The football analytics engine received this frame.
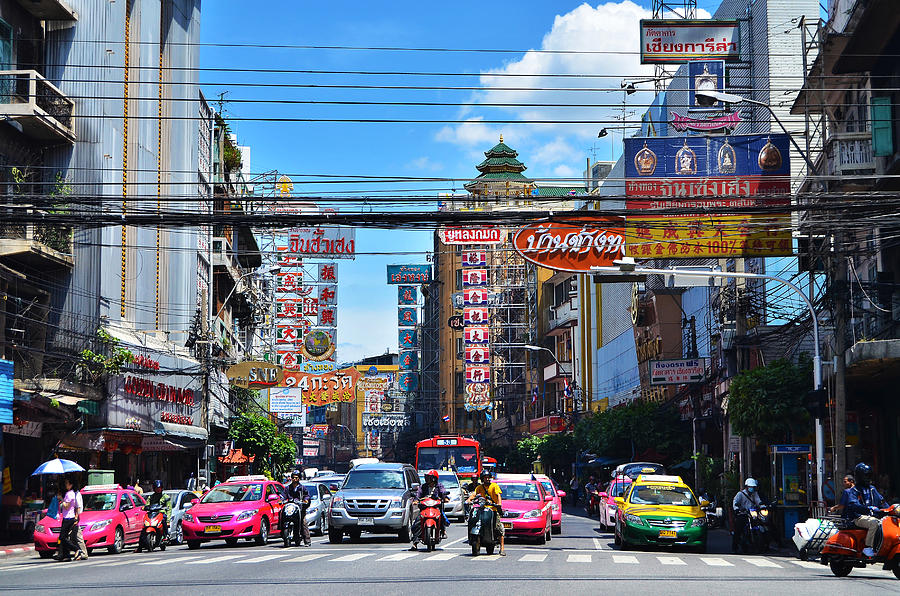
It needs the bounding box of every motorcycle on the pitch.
[468,495,498,556]
[820,504,900,579]
[281,498,306,547]
[140,504,168,553]
[587,488,602,517]
[737,505,771,554]
[418,497,444,552]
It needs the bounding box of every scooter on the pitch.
[468,495,498,556]
[139,504,168,553]
[737,505,771,554]
[418,497,444,552]
[587,489,602,517]
[820,504,900,579]
[281,499,305,547]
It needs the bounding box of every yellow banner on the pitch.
[626,214,792,258]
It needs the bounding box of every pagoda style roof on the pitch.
[466,135,533,191]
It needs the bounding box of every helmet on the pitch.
[854,463,872,488]
[291,469,301,479]
[153,479,163,491]
[426,470,439,481]
[479,470,492,480]
[744,478,758,488]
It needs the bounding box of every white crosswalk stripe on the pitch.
[237,554,292,564]
[612,555,639,564]
[701,557,733,567]
[567,554,592,563]
[330,553,372,562]
[593,538,605,550]
[473,555,500,561]
[519,554,547,562]
[93,560,133,567]
[744,558,781,568]
[141,556,202,565]
[788,559,822,570]
[657,556,686,565]
[377,552,419,561]
[424,552,458,561]
[283,553,328,563]
[185,554,243,565]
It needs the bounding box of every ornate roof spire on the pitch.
[499,134,503,143]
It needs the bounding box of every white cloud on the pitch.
[531,137,580,167]
[406,156,444,172]
[435,118,503,147]
[552,164,579,179]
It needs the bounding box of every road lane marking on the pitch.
[657,556,686,565]
[185,554,243,565]
[330,553,372,562]
[788,560,822,569]
[612,555,638,564]
[140,556,202,565]
[377,552,419,561]
[700,557,733,567]
[424,552,458,561]
[568,554,592,563]
[93,560,133,567]
[519,554,547,562]
[592,538,604,550]
[283,553,328,563]
[442,536,468,548]
[744,557,781,568]
[236,553,292,564]
[473,555,500,561]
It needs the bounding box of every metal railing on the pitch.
[0,70,74,131]
[825,131,875,175]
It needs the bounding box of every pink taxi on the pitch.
[494,478,553,544]
[498,473,565,535]
[599,476,632,531]
[181,476,285,549]
[33,485,148,557]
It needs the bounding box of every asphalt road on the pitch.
[2,508,897,595]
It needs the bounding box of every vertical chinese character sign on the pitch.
[388,266,430,397]
[462,250,491,413]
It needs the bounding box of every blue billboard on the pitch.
[387,264,432,285]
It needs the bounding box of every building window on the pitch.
[456,337,463,359]
[455,268,463,290]
[455,371,464,396]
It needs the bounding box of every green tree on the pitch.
[574,400,690,463]
[727,356,812,442]
[228,412,296,478]
[77,328,135,385]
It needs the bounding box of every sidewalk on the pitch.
[0,543,35,560]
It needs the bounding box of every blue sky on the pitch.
[199,1,721,362]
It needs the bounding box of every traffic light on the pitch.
[804,389,827,418]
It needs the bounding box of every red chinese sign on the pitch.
[513,217,627,273]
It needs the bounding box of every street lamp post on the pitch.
[523,344,579,417]
[597,261,826,502]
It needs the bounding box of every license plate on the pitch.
[502,522,513,529]
[658,529,677,538]
[358,517,374,526]
[205,525,222,533]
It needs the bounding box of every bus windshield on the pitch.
[417,447,478,474]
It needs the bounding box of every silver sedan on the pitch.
[302,482,333,536]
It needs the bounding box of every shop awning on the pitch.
[154,421,208,440]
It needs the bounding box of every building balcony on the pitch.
[547,298,578,335]
[0,70,75,145]
[825,131,875,177]
[212,237,244,284]
[14,0,78,20]
[543,361,572,381]
[0,223,74,269]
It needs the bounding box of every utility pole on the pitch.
[832,246,848,481]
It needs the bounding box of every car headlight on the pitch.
[624,513,645,526]
[284,503,298,517]
[389,498,403,509]
[234,509,258,522]
[90,519,112,532]
[331,496,344,509]
[183,512,194,523]
[691,517,707,527]
[35,523,45,534]
[524,509,541,518]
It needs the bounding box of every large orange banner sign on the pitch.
[282,367,361,407]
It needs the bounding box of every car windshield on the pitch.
[342,470,405,490]
[630,485,697,506]
[200,483,264,503]
[497,483,540,501]
[82,492,117,511]
[417,447,479,474]
[539,481,556,496]
[301,484,320,501]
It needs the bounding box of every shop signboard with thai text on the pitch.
[286,227,356,259]
[386,264,432,284]
[649,359,706,385]
[439,227,505,245]
[640,19,740,63]
[282,367,361,407]
[513,217,627,272]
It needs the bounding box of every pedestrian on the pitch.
[186,472,197,491]
[54,475,79,561]
[134,478,143,496]
[198,476,210,493]
[71,480,88,561]
[569,476,579,506]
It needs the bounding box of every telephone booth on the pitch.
[769,444,812,539]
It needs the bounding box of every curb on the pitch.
[0,545,35,560]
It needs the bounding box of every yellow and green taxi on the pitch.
[614,474,708,552]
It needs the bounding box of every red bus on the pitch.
[415,436,481,480]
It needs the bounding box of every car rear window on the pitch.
[201,483,264,503]
[630,485,697,506]
[497,483,540,501]
[83,492,117,511]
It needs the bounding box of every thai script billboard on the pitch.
[513,217,627,272]
[387,264,432,284]
[640,19,740,63]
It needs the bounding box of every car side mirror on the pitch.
[557,491,566,498]
[267,494,280,502]
[191,498,199,505]
[614,497,624,505]
[598,492,608,499]
[544,494,554,501]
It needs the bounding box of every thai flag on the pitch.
[531,387,538,404]
[564,378,572,398]
[442,415,451,422]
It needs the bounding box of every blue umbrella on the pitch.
[31,458,85,476]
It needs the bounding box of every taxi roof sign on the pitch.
[84,484,122,491]
[226,475,268,482]
[635,474,685,484]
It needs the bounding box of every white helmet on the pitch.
[744,478,758,488]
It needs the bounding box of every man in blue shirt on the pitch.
[841,463,888,558]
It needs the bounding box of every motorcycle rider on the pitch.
[137,480,171,552]
[731,478,764,553]
[466,470,506,556]
[840,463,888,558]
[285,470,312,547]
[409,469,449,551]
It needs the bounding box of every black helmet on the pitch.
[153,479,163,491]
[854,463,872,488]
[479,470,492,481]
